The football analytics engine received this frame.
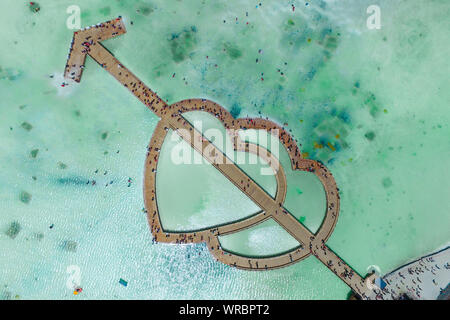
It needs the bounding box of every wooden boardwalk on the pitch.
[64,18,388,300]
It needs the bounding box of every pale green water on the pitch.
[219,219,300,257]
[0,0,449,300]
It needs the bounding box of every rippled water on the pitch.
[0,0,449,299]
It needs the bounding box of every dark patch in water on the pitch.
[322,34,339,59]
[101,132,108,140]
[304,67,316,81]
[30,149,39,158]
[61,240,78,252]
[364,93,381,117]
[338,110,351,124]
[5,221,21,239]
[58,162,67,170]
[324,35,338,50]
[56,176,87,186]
[303,108,352,163]
[137,5,154,16]
[21,122,33,131]
[0,67,23,81]
[230,103,241,118]
[319,27,332,40]
[352,81,360,95]
[35,232,44,241]
[382,177,392,188]
[19,191,31,204]
[224,42,242,60]
[365,131,376,141]
[169,27,197,63]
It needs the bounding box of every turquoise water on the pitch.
[219,219,301,257]
[0,0,449,299]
